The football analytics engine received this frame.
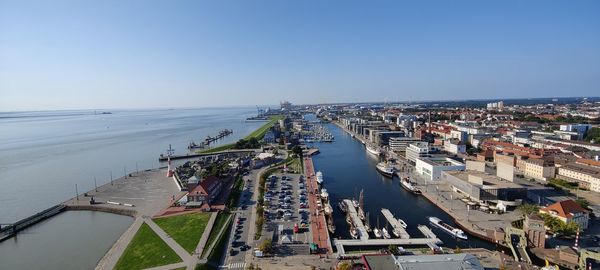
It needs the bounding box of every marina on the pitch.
[187,129,233,149]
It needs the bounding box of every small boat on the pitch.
[352,199,359,209]
[338,201,348,213]
[429,217,468,240]
[373,227,382,238]
[316,171,324,185]
[324,202,333,215]
[397,218,408,229]
[346,215,352,225]
[376,162,394,177]
[328,222,336,234]
[366,144,381,156]
[320,189,329,200]
[401,178,422,195]
[351,134,355,138]
[350,226,359,239]
[382,227,391,239]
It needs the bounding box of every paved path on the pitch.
[304,157,331,254]
[195,212,218,258]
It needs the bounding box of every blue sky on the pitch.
[1,0,599,111]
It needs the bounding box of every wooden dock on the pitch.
[344,199,369,241]
[381,208,410,239]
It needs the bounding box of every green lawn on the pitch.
[154,212,212,254]
[114,223,182,270]
[227,176,244,209]
[207,216,233,263]
[201,212,231,258]
[198,115,283,154]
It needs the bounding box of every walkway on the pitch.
[304,157,332,254]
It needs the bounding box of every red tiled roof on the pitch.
[541,200,587,219]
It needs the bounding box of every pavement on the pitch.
[304,157,332,254]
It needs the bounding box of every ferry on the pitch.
[316,171,324,185]
[338,201,348,213]
[400,178,422,195]
[366,144,381,156]
[429,217,468,240]
[376,162,394,177]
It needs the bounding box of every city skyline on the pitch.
[2,0,600,111]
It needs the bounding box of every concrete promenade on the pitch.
[304,157,332,254]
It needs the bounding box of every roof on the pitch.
[189,176,220,196]
[540,200,588,219]
[363,254,484,270]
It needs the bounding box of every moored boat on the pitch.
[429,217,468,240]
[376,162,394,177]
[366,144,381,156]
[382,227,391,239]
[350,226,359,239]
[316,171,324,185]
[401,177,422,194]
[373,227,382,238]
[320,188,329,200]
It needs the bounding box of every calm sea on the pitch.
[0,107,264,223]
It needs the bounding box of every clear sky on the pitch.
[1,0,599,111]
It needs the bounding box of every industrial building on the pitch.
[415,156,466,181]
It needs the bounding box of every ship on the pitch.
[376,162,394,177]
[338,201,348,213]
[400,177,421,195]
[429,217,468,240]
[316,171,324,185]
[366,144,381,156]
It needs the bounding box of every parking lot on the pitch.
[263,173,312,245]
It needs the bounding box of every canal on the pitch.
[309,119,496,250]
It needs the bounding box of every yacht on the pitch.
[320,189,329,200]
[373,227,382,238]
[400,178,422,195]
[382,226,391,239]
[350,226,359,239]
[366,144,381,156]
[351,199,359,209]
[429,217,468,240]
[324,201,333,215]
[316,171,324,185]
[376,162,394,177]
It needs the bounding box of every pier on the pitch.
[159,149,257,161]
[380,208,410,239]
[334,237,443,257]
[344,199,369,241]
[0,205,66,242]
[304,157,332,254]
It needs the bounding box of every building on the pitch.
[406,142,430,163]
[389,137,422,152]
[186,176,223,209]
[441,169,525,210]
[444,139,466,155]
[486,101,504,110]
[556,159,600,192]
[373,131,405,146]
[450,130,468,143]
[416,156,466,181]
[524,213,545,248]
[361,253,484,270]
[522,158,556,181]
[559,124,591,140]
[539,199,589,230]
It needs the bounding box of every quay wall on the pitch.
[64,205,137,217]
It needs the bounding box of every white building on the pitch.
[389,137,422,152]
[406,142,430,163]
[444,139,466,154]
[415,157,466,181]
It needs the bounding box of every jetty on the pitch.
[0,205,66,242]
[344,199,369,241]
[381,208,410,239]
[159,149,257,162]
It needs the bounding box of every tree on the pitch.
[454,246,462,254]
[517,203,540,217]
[337,262,351,270]
[292,145,303,158]
[245,263,254,270]
[387,245,398,255]
[259,239,272,253]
